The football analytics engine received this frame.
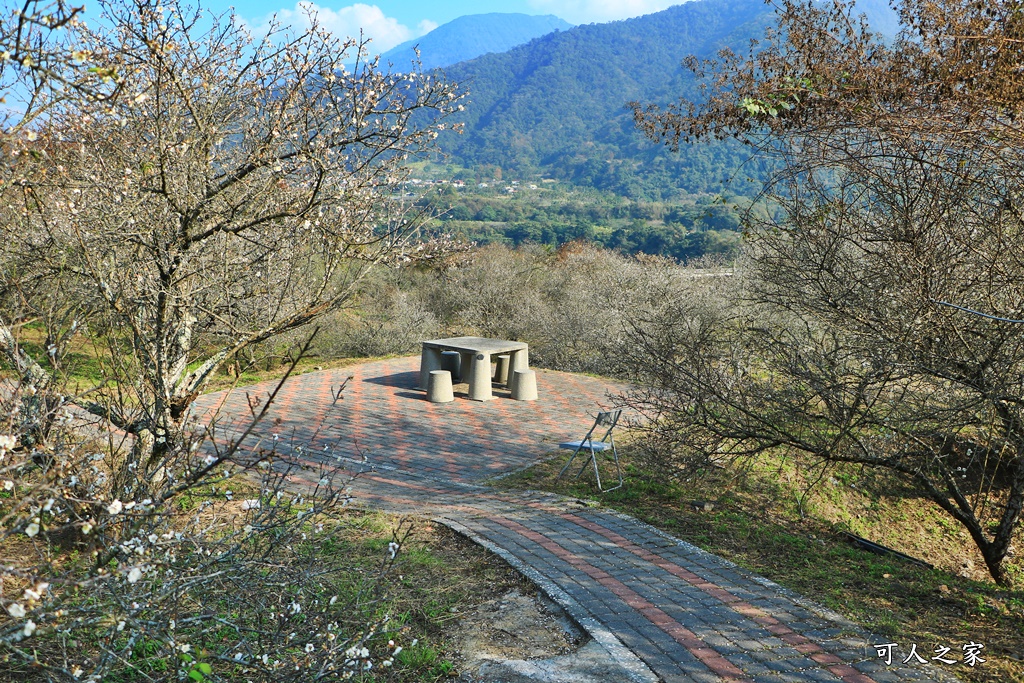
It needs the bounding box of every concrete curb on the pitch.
[439,516,660,683]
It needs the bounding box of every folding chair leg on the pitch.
[572,445,597,481]
[556,445,585,483]
[602,445,623,492]
[569,446,615,492]
[572,453,591,480]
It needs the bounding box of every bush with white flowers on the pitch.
[0,0,444,679]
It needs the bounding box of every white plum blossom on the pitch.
[0,3,459,679]
[27,583,48,599]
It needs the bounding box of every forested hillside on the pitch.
[435,0,775,200]
[436,0,897,200]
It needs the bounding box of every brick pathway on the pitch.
[196,356,962,683]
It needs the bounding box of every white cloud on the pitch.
[250,3,434,54]
[527,0,681,24]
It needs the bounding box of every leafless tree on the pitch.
[0,333,416,681]
[0,1,457,676]
[0,0,462,474]
[0,1,118,128]
[630,0,1024,584]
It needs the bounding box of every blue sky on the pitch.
[225,1,685,53]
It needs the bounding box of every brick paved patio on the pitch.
[195,356,962,683]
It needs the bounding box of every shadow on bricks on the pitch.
[194,356,962,683]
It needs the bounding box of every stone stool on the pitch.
[441,350,462,382]
[418,345,443,390]
[511,368,537,401]
[427,370,454,403]
[493,354,510,386]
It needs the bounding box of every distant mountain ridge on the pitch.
[434,0,901,200]
[381,13,573,72]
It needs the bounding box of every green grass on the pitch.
[1,318,398,398]
[494,449,1024,683]
[3,477,534,683]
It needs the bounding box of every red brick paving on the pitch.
[194,356,963,683]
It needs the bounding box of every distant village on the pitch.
[400,176,548,198]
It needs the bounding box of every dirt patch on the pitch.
[451,589,641,683]
[452,589,582,664]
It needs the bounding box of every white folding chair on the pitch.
[556,409,623,492]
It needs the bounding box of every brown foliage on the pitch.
[629,0,1024,585]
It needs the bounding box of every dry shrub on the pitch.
[402,243,711,377]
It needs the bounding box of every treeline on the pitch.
[425,185,746,261]
[542,144,764,201]
[315,242,725,375]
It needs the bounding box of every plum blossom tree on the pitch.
[1,0,461,472]
[0,0,460,678]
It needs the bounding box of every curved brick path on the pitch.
[196,357,960,683]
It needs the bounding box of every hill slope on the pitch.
[436,0,897,200]
[382,13,572,72]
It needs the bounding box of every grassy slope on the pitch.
[494,449,1024,683]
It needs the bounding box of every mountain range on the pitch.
[425,0,900,200]
[381,13,573,72]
